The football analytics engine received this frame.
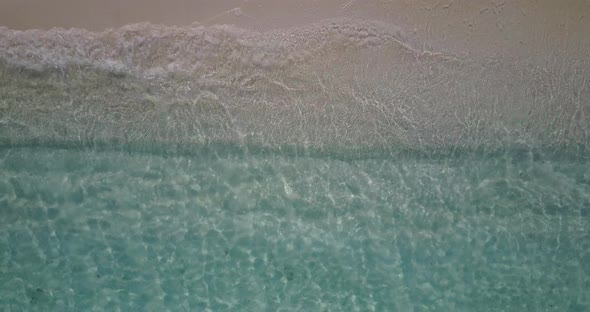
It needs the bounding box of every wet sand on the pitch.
[0,0,589,60]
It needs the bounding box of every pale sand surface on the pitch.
[0,0,588,59]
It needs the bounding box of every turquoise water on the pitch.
[1,146,589,311]
[1,18,590,311]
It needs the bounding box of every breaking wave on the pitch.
[1,19,588,158]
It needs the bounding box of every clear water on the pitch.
[1,14,590,311]
[1,146,589,311]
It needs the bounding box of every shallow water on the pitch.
[1,11,590,311]
[1,146,589,311]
